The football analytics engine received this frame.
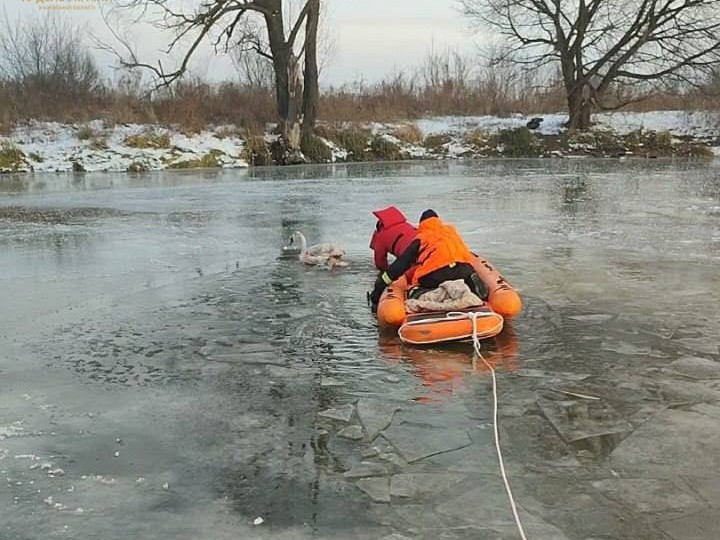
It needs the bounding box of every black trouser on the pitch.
[412,262,488,300]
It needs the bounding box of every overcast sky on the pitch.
[4,0,478,85]
[324,1,476,84]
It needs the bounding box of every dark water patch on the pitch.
[0,206,131,224]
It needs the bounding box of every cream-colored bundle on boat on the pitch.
[405,279,483,313]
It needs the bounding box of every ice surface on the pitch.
[2,160,719,540]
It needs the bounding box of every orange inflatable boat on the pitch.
[376,255,521,345]
[470,257,522,319]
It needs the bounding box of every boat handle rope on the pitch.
[470,311,529,540]
[404,310,497,326]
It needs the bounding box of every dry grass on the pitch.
[463,129,491,148]
[369,135,406,161]
[242,133,271,166]
[391,123,424,145]
[315,125,371,161]
[76,125,97,140]
[0,143,28,171]
[168,149,225,169]
[214,125,244,139]
[302,136,333,162]
[90,136,109,150]
[423,133,452,154]
[124,130,171,149]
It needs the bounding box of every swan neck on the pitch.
[297,233,307,257]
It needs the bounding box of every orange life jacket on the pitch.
[411,217,474,285]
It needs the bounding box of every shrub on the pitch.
[124,131,171,149]
[214,126,243,139]
[242,135,271,166]
[127,161,148,172]
[303,136,333,163]
[491,127,541,157]
[332,128,370,161]
[314,126,371,161]
[463,129,490,148]
[423,133,452,153]
[623,129,675,156]
[676,143,715,159]
[76,125,96,140]
[391,123,424,145]
[90,136,108,150]
[652,130,673,148]
[369,135,406,161]
[566,129,625,156]
[168,149,225,169]
[0,143,29,172]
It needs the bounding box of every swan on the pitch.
[287,231,348,269]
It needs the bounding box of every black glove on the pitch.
[369,286,382,308]
[369,272,389,308]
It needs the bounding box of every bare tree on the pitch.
[106,0,322,161]
[460,0,720,130]
[0,14,99,98]
[233,48,274,90]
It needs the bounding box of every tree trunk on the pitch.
[300,0,320,155]
[272,51,290,124]
[566,84,592,131]
[285,52,303,160]
[264,7,303,163]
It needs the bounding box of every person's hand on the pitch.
[369,287,382,308]
[369,272,390,313]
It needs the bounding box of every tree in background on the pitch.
[460,0,720,130]
[0,14,99,121]
[109,0,321,162]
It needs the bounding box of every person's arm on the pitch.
[374,242,388,271]
[386,239,419,281]
[369,239,420,307]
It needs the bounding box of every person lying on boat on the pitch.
[369,209,488,312]
[370,205,417,272]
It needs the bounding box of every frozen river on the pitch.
[1,160,719,540]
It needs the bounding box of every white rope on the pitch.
[470,312,529,540]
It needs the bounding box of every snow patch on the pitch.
[2,121,249,173]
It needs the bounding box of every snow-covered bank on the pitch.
[360,111,720,159]
[1,110,719,173]
[414,110,720,139]
[0,121,248,173]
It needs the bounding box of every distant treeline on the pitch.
[1,16,718,134]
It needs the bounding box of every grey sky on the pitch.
[324,1,476,84]
[4,0,477,85]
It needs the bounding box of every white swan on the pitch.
[287,231,348,269]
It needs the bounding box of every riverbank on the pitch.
[1,110,718,173]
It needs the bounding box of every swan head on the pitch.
[287,231,307,258]
[288,231,302,243]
